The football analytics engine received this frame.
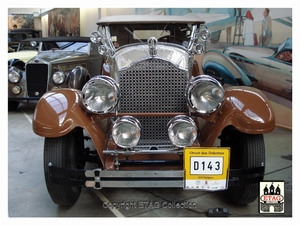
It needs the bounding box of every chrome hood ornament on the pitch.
[147,37,158,57]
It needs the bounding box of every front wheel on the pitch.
[44,128,85,206]
[221,126,265,204]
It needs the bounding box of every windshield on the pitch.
[107,23,193,48]
[8,33,28,42]
[41,41,89,53]
[17,41,38,51]
[277,38,292,53]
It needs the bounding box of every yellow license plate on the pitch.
[184,147,230,190]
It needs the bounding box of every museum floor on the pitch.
[7,100,292,219]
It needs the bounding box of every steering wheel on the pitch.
[158,35,184,45]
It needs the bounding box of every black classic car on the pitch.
[32,15,275,206]
[8,36,104,111]
[8,28,42,52]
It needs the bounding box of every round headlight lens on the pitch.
[90,30,102,43]
[82,75,120,114]
[167,116,197,147]
[30,41,37,47]
[195,43,204,54]
[112,116,141,148]
[98,45,107,55]
[12,86,22,95]
[186,75,224,114]
[8,67,22,83]
[199,29,211,41]
[52,71,65,84]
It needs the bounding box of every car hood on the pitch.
[224,46,276,58]
[28,51,88,63]
[8,50,38,63]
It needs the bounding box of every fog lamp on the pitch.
[112,116,141,148]
[12,86,22,95]
[167,115,197,147]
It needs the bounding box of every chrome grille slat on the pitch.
[118,58,188,149]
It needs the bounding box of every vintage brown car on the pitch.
[32,15,275,206]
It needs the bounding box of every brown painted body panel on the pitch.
[199,86,275,146]
[32,86,275,169]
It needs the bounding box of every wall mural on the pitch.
[135,8,292,100]
[8,14,34,30]
[135,8,292,128]
[48,8,80,36]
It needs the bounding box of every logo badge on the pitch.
[259,181,284,213]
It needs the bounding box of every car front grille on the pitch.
[26,64,48,97]
[118,58,188,149]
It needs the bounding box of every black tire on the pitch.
[8,101,20,111]
[221,126,265,204]
[44,128,85,206]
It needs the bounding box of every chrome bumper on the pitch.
[48,164,264,189]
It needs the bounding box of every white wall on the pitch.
[79,8,100,36]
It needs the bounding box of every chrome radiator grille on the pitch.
[118,58,188,148]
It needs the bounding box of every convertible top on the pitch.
[97,14,205,25]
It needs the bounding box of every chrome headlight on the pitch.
[8,67,22,84]
[30,41,37,47]
[112,116,141,148]
[186,75,224,114]
[199,29,211,41]
[98,45,107,55]
[52,71,65,84]
[82,75,120,114]
[90,30,102,43]
[167,116,197,147]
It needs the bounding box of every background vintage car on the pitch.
[32,15,275,207]
[8,28,42,52]
[8,39,38,64]
[202,38,292,101]
[8,36,104,111]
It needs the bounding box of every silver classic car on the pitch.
[8,36,104,111]
[32,15,275,206]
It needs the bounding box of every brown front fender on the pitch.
[200,86,275,146]
[32,89,109,165]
